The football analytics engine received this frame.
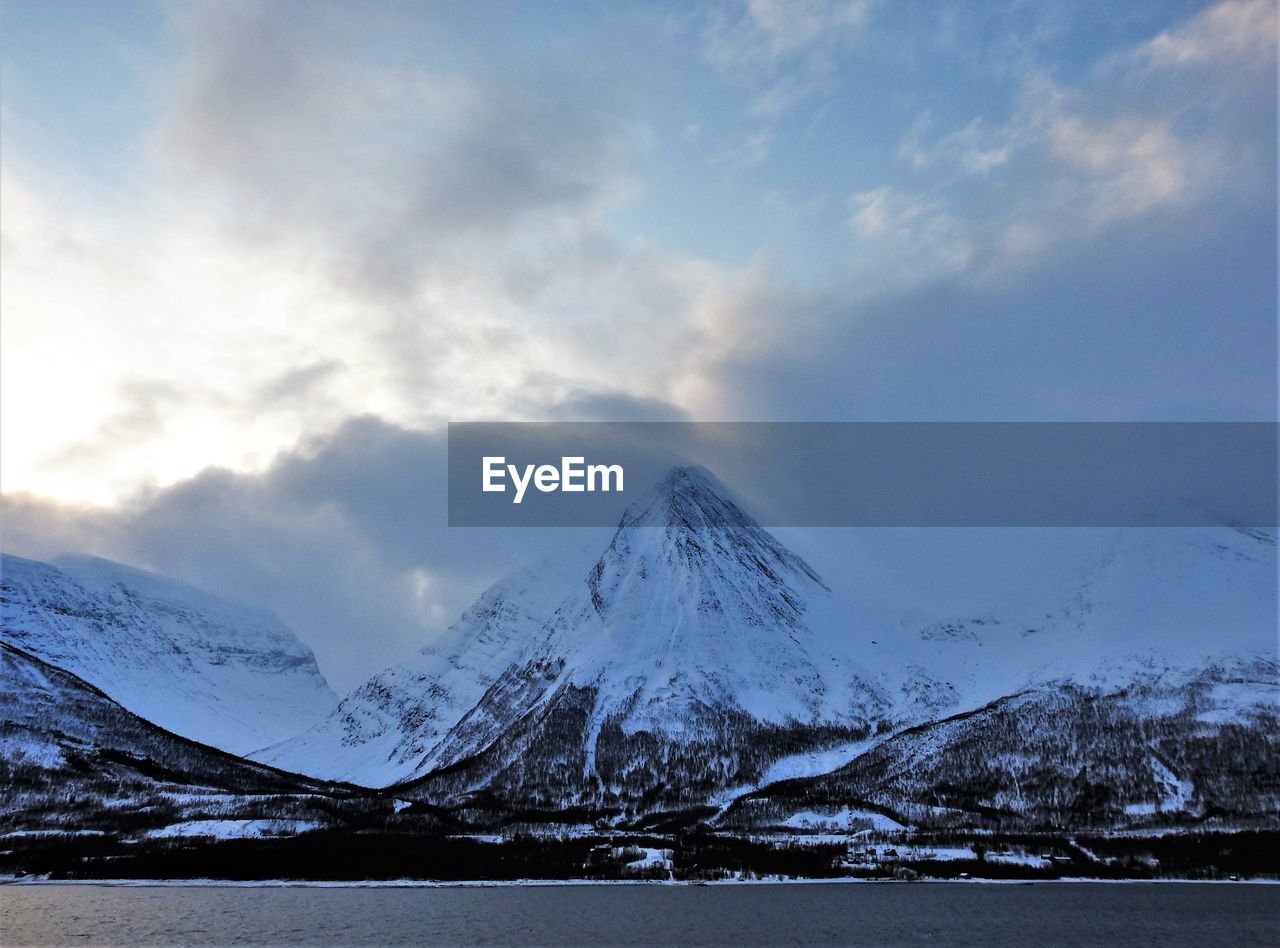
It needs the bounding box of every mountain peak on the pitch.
[619,464,758,531]
[656,464,719,489]
[589,464,827,625]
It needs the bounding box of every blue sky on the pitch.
[1,0,1275,684]
[1,1,1238,273]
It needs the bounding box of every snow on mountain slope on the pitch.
[0,641,350,840]
[0,641,337,798]
[719,654,1280,833]
[1048,526,1276,682]
[534,465,890,734]
[407,467,892,806]
[0,554,338,756]
[261,466,894,794]
[805,525,1278,718]
[408,483,1275,810]
[253,562,576,785]
[705,524,1278,803]
[267,466,1273,809]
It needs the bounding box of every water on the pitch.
[1,882,1276,946]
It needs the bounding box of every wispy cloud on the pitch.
[882,0,1274,284]
[703,0,874,74]
[701,0,876,165]
[847,186,973,284]
[1046,114,1196,221]
[1141,0,1275,67]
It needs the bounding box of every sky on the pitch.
[1,0,1276,688]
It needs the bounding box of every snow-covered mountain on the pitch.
[1,467,1275,840]
[403,486,1269,815]
[259,467,892,793]
[0,640,358,844]
[804,523,1278,716]
[0,554,338,756]
[255,562,577,785]
[0,641,338,805]
[284,467,884,804]
[253,466,1276,819]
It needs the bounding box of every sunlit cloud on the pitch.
[1,2,755,503]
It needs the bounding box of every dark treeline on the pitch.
[3,829,1276,883]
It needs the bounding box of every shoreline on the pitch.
[4,876,1277,889]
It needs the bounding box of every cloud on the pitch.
[703,0,874,74]
[0,372,690,689]
[43,380,190,466]
[2,1,751,504]
[687,1,1275,432]
[541,390,692,423]
[1141,0,1275,68]
[156,1,639,287]
[748,75,816,119]
[700,0,874,161]
[703,193,1277,423]
[879,0,1276,287]
[686,1,1280,421]
[1046,115,1194,221]
[847,187,973,284]
[897,112,1021,176]
[714,128,776,169]
[0,414,613,691]
[1,0,1273,696]
[255,360,345,408]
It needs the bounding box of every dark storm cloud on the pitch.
[0,389,699,688]
[1,419,547,689]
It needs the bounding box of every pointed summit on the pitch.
[617,464,759,532]
[589,464,826,622]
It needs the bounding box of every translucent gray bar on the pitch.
[447,422,1277,527]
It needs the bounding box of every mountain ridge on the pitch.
[6,466,1274,840]
[0,552,338,755]
[253,469,1277,819]
[259,464,891,796]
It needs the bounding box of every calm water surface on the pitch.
[1,882,1276,947]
